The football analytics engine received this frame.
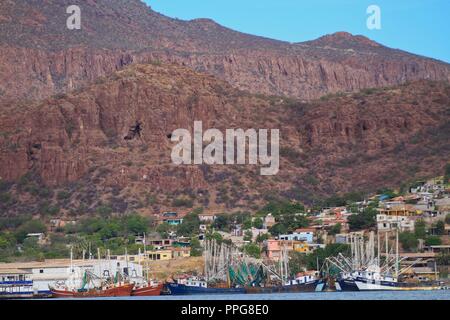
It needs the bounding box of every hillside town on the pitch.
[1,170,450,297]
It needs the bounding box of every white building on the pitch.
[0,259,143,296]
[376,214,414,232]
[278,230,314,243]
[198,213,216,223]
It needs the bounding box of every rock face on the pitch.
[1,63,449,214]
[0,0,449,215]
[0,0,449,103]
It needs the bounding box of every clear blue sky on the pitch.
[145,0,450,63]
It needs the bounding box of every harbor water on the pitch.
[49,290,450,300]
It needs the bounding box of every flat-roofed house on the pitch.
[198,213,217,223]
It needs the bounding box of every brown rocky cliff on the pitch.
[0,63,449,214]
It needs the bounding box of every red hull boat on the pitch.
[50,283,134,298]
[131,283,163,296]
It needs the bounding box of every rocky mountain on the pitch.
[1,0,449,103]
[1,62,449,216]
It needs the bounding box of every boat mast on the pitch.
[385,231,389,271]
[125,247,129,284]
[70,245,74,273]
[377,231,380,268]
[395,228,399,278]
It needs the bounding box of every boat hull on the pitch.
[354,278,441,291]
[131,283,163,296]
[246,280,320,294]
[0,280,34,299]
[336,278,359,291]
[165,283,245,295]
[50,283,134,298]
[0,292,34,299]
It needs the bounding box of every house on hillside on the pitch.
[376,206,416,232]
[266,239,321,261]
[198,213,216,223]
[263,214,276,229]
[26,233,46,245]
[278,228,315,243]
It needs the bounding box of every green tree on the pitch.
[259,200,305,216]
[124,214,149,235]
[268,223,288,237]
[0,237,8,249]
[99,221,121,240]
[290,244,350,272]
[256,233,270,243]
[205,231,223,243]
[15,220,47,243]
[434,221,445,235]
[177,212,200,237]
[425,236,442,246]
[414,219,427,239]
[243,243,261,258]
[252,217,264,229]
[243,218,252,230]
[243,230,253,242]
[329,223,342,235]
[348,208,377,231]
[399,232,418,251]
[190,237,203,257]
[212,215,229,231]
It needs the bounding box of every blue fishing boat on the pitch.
[164,278,245,295]
[246,272,325,294]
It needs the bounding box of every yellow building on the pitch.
[293,242,310,253]
[113,247,192,263]
[379,205,417,217]
[145,249,173,261]
[171,247,191,259]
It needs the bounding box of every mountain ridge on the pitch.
[0,0,449,103]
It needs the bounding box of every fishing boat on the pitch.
[131,281,163,296]
[0,276,34,299]
[246,280,321,294]
[246,272,324,294]
[328,231,444,292]
[244,243,326,294]
[164,278,245,295]
[50,267,135,298]
[353,269,441,291]
[163,240,247,295]
[335,271,360,291]
[50,283,134,298]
